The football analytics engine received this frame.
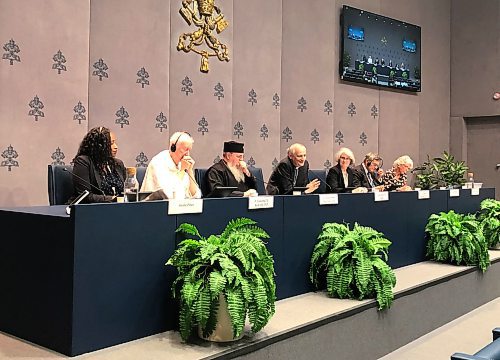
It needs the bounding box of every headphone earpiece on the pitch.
[170,132,187,153]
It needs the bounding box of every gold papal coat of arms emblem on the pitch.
[177,0,229,72]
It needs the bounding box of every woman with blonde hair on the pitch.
[381,155,413,191]
[326,147,361,193]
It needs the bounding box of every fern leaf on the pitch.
[225,287,246,338]
[209,271,227,300]
[176,223,202,239]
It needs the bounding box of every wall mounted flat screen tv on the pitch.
[340,5,421,92]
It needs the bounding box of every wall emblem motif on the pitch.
[324,159,332,171]
[311,129,320,144]
[52,50,67,74]
[51,147,65,165]
[136,67,150,88]
[198,116,209,135]
[248,89,257,106]
[92,59,109,81]
[272,93,280,109]
[213,155,221,164]
[272,158,279,171]
[135,152,149,167]
[115,106,130,128]
[155,112,168,132]
[247,157,256,167]
[177,0,229,72]
[324,100,333,115]
[371,104,378,119]
[181,76,193,95]
[297,97,307,112]
[1,145,19,171]
[73,101,86,124]
[2,39,20,65]
[260,124,269,141]
[348,102,356,117]
[335,130,344,145]
[282,127,293,142]
[233,121,243,138]
[28,95,45,121]
[359,132,368,146]
[214,82,224,100]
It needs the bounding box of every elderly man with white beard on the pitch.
[204,141,258,198]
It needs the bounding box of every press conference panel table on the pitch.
[0,188,494,356]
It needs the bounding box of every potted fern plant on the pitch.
[166,217,276,342]
[425,210,490,271]
[477,199,500,249]
[309,223,396,310]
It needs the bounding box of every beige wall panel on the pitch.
[0,0,89,206]
[281,0,336,170]
[88,0,170,169]
[418,0,450,162]
[451,0,500,117]
[232,0,282,180]
[333,83,380,167]
[169,0,233,168]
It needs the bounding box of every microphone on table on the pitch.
[311,176,332,192]
[410,166,426,173]
[63,168,105,196]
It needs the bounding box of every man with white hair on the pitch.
[140,131,201,199]
[204,141,258,197]
[266,143,320,195]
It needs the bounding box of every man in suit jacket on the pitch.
[353,152,384,190]
[267,143,320,195]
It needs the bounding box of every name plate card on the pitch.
[374,191,389,202]
[248,196,274,210]
[418,190,430,200]
[319,194,339,205]
[449,189,460,197]
[471,188,480,196]
[168,199,203,215]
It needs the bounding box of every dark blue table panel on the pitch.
[447,188,495,215]
[176,197,286,299]
[71,201,177,356]
[0,210,74,355]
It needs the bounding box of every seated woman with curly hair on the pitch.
[67,126,126,204]
[381,155,413,191]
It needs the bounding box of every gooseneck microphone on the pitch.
[63,168,105,196]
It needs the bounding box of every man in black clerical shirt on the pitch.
[204,141,258,198]
[266,143,320,195]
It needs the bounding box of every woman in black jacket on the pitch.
[67,126,126,204]
[326,147,360,193]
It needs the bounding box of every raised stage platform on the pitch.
[1,252,500,360]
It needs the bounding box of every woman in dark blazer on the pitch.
[67,126,126,204]
[326,147,360,193]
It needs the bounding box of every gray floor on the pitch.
[2,254,500,360]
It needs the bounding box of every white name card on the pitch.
[418,190,430,200]
[449,189,460,197]
[248,196,274,210]
[168,199,203,215]
[471,188,480,196]
[319,193,338,205]
[374,191,389,202]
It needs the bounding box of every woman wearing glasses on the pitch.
[326,147,361,193]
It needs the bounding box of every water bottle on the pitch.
[123,167,139,202]
[467,172,474,189]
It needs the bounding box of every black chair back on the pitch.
[308,169,328,194]
[249,167,266,195]
[194,168,208,196]
[48,165,74,205]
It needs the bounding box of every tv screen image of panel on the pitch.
[340,5,421,92]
